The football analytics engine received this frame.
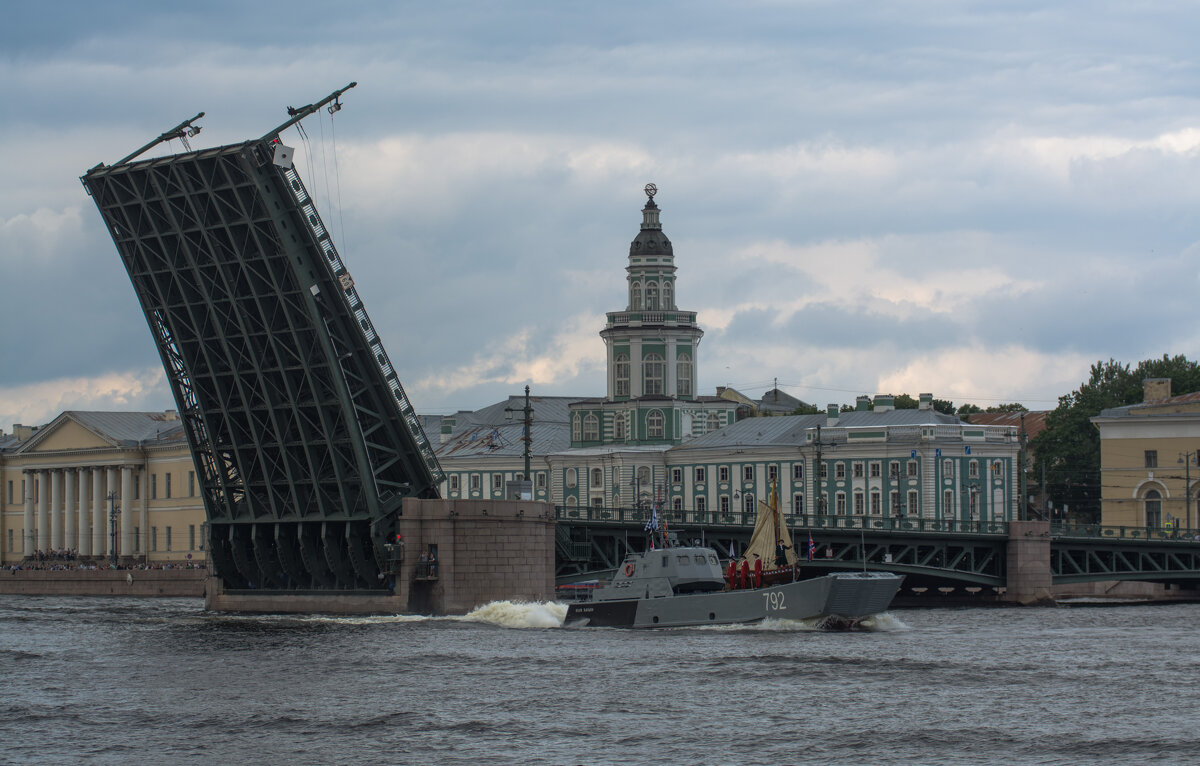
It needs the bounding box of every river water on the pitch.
[2,596,1198,765]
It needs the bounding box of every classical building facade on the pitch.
[0,412,207,565]
[1092,378,1200,531]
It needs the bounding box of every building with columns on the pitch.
[0,411,206,564]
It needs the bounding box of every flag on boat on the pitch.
[807,532,815,561]
[728,540,735,559]
[644,507,659,532]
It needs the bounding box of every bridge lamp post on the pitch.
[504,385,533,491]
[1178,452,1196,532]
[106,490,120,566]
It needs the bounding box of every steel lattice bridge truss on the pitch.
[82,84,443,592]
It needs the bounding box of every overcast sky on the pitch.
[4,1,1200,428]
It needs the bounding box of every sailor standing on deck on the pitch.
[753,554,763,588]
[727,558,737,589]
[739,558,749,589]
[774,541,791,567]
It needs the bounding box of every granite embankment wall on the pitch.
[0,569,206,597]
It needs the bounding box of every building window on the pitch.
[768,465,778,482]
[836,493,846,514]
[470,475,481,491]
[870,491,881,514]
[676,353,692,397]
[907,460,918,478]
[449,475,459,491]
[889,463,900,480]
[1145,451,1158,469]
[944,459,953,475]
[646,280,659,310]
[706,412,720,433]
[835,463,846,479]
[6,481,11,504]
[637,466,651,486]
[696,496,707,513]
[134,527,139,553]
[854,492,864,514]
[793,463,804,480]
[672,497,682,511]
[853,462,864,479]
[743,494,755,513]
[794,494,804,513]
[572,414,581,442]
[695,466,706,483]
[614,354,630,397]
[188,471,195,497]
[741,466,752,481]
[870,462,880,478]
[820,463,828,479]
[615,412,626,440]
[566,469,577,489]
[591,468,603,488]
[1144,489,1162,526]
[647,410,664,438]
[165,473,172,499]
[492,474,503,491]
[992,460,1003,476]
[719,466,730,482]
[536,472,546,489]
[671,468,682,484]
[720,496,730,513]
[663,281,673,309]
[944,489,954,516]
[631,282,642,310]
[643,354,665,395]
[583,414,599,442]
[908,490,919,516]
[151,526,158,552]
[891,490,901,514]
[189,525,196,551]
[150,474,157,499]
[969,460,979,478]
[134,475,140,500]
[6,529,12,553]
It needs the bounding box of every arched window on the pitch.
[590,468,603,488]
[566,468,577,489]
[637,466,651,485]
[571,414,581,442]
[676,353,692,397]
[646,281,659,310]
[743,493,755,513]
[614,354,630,397]
[663,281,673,309]
[614,412,626,440]
[631,282,642,310]
[1144,489,1162,527]
[647,410,664,438]
[583,414,599,442]
[944,489,954,518]
[643,353,665,395]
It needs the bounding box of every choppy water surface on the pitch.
[3,596,1199,765]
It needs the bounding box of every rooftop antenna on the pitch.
[112,112,205,166]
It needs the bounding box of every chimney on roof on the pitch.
[826,403,839,425]
[12,424,35,441]
[441,415,456,444]
[855,395,870,412]
[874,394,895,412]
[164,409,179,421]
[919,393,933,410]
[1143,378,1171,403]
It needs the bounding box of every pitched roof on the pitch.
[967,410,1049,440]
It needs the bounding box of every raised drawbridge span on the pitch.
[81,85,442,592]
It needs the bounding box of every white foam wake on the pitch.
[460,600,568,629]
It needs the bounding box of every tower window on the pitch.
[647,410,664,438]
[643,353,665,395]
[614,354,630,397]
[676,353,692,397]
[646,281,659,310]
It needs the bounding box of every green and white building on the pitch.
[432,190,1021,523]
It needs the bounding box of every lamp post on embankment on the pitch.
[106,490,120,566]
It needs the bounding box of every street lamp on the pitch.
[1179,452,1196,532]
[106,490,120,566]
[504,385,533,483]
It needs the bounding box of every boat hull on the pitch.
[566,571,902,629]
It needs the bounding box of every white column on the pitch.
[36,470,49,552]
[105,466,118,557]
[23,472,34,557]
[64,468,77,552]
[121,465,134,559]
[50,468,63,550]
[92,467,106,557]
[78,469,91,556]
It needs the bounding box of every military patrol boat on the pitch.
[565,486,902,628]
[564,544,902,628]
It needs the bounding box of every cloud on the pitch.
[0,368,172,429]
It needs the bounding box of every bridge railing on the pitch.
[553,506,1008,535]
[1051,522,1200,542]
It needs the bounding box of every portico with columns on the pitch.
[0,411,207,565]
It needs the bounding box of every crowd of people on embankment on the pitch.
[8,550,207,573]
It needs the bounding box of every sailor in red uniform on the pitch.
[727,558,737,589]
[739,558,749,589]
[753,554,763,588]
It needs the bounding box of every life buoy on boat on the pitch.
[623,563,635,577]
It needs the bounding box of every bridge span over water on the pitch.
[555,508,1200,597]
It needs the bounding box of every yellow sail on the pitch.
[741,482,797,569]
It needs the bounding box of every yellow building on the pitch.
[1092,378,1200,532]
[0,411,206,565]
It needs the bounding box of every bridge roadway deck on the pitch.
[554,508,1200,590]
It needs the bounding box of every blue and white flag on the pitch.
[644,508,659,532]
[728,541,735,559]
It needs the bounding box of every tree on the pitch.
[1030,355,1200,524]
[893,393,919,409]
[987,403,1028,413]
[957,403,983,417]
[932,398,956,415]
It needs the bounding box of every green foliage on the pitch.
[893,393,919,409]
[1031,355,1200,523]
[790,404,819,415]
[987,403,1028,413]
[932,398,956,415]
[957,403,983,417]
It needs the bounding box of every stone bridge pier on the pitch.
[1005,519,1054,605]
